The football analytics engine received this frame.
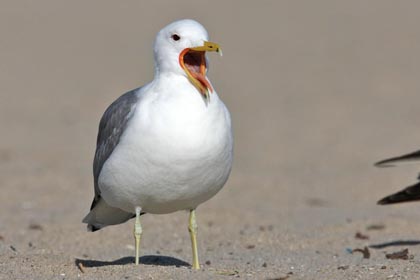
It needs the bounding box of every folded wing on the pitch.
[83,88,140,231]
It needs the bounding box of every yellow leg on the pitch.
[188,209,200,269]
[134,207,142,265]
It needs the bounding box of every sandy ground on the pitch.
[2,1,420,279]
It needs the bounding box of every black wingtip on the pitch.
[87,224,101,232]
[377,182,420,205]
[377,192,408,205]
[375,150,420,168]
[374,160,396,168]
[377,197,392,205]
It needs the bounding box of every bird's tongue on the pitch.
[182,50,213,95]
[190,69,210,90]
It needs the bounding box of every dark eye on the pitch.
[171,34,181,41]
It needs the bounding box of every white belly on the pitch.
[98,89,233,214]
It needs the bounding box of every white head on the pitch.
[153,19,221,99]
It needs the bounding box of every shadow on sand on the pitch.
[75,255,190,268]
[369,240,420,249]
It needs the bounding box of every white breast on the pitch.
[98,76,233,214]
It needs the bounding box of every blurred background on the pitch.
[2,1,420,278]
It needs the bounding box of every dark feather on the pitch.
[378,181,420,205]
[87,212,145,232]
[375,149,420,167]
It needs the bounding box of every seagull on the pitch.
[375,150,420,205]
[82,19,233,269]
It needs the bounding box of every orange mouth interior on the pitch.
[179,49,213,98]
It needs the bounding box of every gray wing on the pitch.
[90,88,140,210]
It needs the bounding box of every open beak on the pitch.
[179,41,221,100]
